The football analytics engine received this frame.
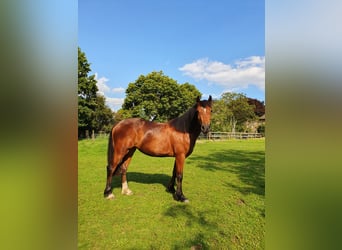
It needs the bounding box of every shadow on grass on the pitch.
[111,172,170,190]
[164,204,222,250]
[187,149,265,196]
[129,172,170,188]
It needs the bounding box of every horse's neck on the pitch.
[172,107,200,135]
[187,110,201,155]
[170,108,201,156]
[190,122,201,142]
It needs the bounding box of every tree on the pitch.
[93,95,114,133]
[179,83,202,111]
[211,92,257,132]
[78,47,114,137]
[247,98,265,117]
[257,124,265,136]
[222,92,256,132]
[78,47,98,137]
[210,99,232,132]
[121,71,201,122]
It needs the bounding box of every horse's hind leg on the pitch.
[104,163,118,199]
[121,148,136,195]
[104,149,126,199]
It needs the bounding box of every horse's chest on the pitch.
[171,133,193,156]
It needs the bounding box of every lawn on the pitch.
[78,138,265,249]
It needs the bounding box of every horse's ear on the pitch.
[208,95,212,106]
[196,96,201,103]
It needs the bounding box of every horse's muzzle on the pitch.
[201,124,210,134]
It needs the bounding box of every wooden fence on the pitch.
[199,131,263,140]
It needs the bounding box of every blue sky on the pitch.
[79,0,264,111]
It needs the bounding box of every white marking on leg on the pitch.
[122,180,128,190]
[121,181,133,195]
[106,193,115,200]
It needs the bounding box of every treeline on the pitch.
[78,48,265,138]
[78,48,114,138]
[211,93,264,133]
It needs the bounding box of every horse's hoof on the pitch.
[122,189,133,196]
[105,193,115,200]
[173,193,189,202]
[179,196,189,203]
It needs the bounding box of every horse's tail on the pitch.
[107,126,114,169]
[107,126,122,176]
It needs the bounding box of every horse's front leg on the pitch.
[121,169,133,195]
[173,154,189,202]
[121,148,135,195]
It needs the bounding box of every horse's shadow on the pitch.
[111,172,170,189]
[187,149,265,196]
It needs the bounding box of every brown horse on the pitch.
[104,96,212,202]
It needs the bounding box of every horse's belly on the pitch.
[138,133,174,157]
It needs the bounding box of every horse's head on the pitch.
[195,95,213,134]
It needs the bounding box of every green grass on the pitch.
[78,138,265,249]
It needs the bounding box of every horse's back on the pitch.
[112,118,159,144]
[114,118,144,128]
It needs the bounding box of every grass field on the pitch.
[78,138,265,249]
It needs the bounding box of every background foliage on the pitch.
[211,93,258,132]
[78,48,265,136]
[78,47,113,138]
[121,71,201,122]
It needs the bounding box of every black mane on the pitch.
[168,105,200,134]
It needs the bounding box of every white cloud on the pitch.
[95,73,125,94]
[179,56,265,91]
[112,87,125,93]
[95,73,110,95]
[106,97,124,110]
[94,73,126,111]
